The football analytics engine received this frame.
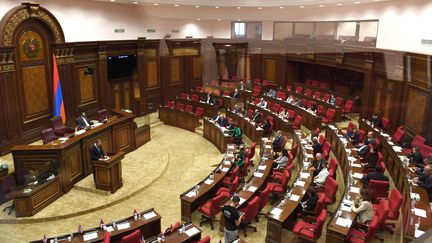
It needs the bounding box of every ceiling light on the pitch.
[300,6,305,8]
[110,0,115,2]
[217,19,222,21]
[279,6,284,9]
[215,6,220,9]
[319,5,324,7]
[174,4,179,7]
[337,3,343,6]
[196,18,200,21]
[237,19,241,21]
[133,1,138,4]
[258,7,263,10]
[355,1,360,4]
[236,7,241,9]
[195,5,200,8]
[153,3,158,5]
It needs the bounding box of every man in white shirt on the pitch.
[313,161,329,187]
[258,98,267,108]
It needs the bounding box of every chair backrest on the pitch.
[254,98,260,105]
[363,215,380,241]
[347,122,356,132]
[358,129,366,141]
[286,160,295,174]
[322,141,331,159]
[313,91,321,99]
[311,80,319,87]
[295,86,303,94]
[287,109,296,120]
[286,84,292,92]
[176,103,184,110]
[319,135,326,145]
[420,144,432,159]
[387,189,402,219]
[393,125,404,143]
[229,176,239,194]
[276,91,286,100]
[50,116,64,129]
[319,82,328,89]
[305,79,312,86]
[258,185,271,210]
[253,79,261,85]
[324,177,338,196]
[291,143,298,159]
[294,115,302,127]
[180,93,188,100]
[378,161,386,173]
[240,158,251,177]
[185,105,193,113]
[247,109,254,118]
[382,117,390,130]
[317,105,324,116]
[304,89,312,97]
[335,97,343,106]
[191,94,199,102]
[41,128,58,144]
[250,142,256,158]
[243,196,260,222]
[120,229,142,243]
[377,152,383,162]
[223,90,230,96]
[325,109,336,121]
[412,135,426,148]
[376,198,390,223]
[210,194,226,214]
[329,158,338,172]
[195,107,204,116]
[344,100,354,113]
[97,109,109,122]
[102,231,110,243]
[369,179,389,199]
[231,166,240,180]
[279,170,290,188]
[266,101,272,109]
[167,101,175,109]
[197,236,211,243]
[271,103,280,113]
[322,93,330,102]
[312,209,327,239]
[281,135,288,150]
[195,86,203,92]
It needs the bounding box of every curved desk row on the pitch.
[359,119,432,241]
[176,97,221,118]
[203,118,232,153]
[158,107,199,132]
[262,95,322,131]
[246,103,293,133]
[265,130,314,243]
[227,110,264,145]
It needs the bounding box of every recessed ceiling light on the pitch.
[355,1,360,4]
[217,19,222,21]
[236,7,241,9]
[174,4,179,7]
[195,5,200,8]
[133,1,138,4]
[374,0,380,2]
[153,3,158,5]
[110,0,115,2]
[215,6,220,9]
[258,7,263,10]
[337,3,343,6]
[196,18,200,21]
[237,19,241,21]
[300,6,305,8]
[319,5,324,7]
[279,6,284,9]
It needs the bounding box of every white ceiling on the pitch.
[90,0,392,7]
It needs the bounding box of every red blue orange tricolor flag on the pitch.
[53,54,66,124]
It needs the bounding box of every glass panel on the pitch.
[294,22,313,39]
[315,22,335,40]
[359,21,378,46]
[337,21,358,41]
[274,22,293,40]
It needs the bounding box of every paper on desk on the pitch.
[353,173,364,179]
[224,160,231,165]
[341,204,352,212]
[350,187,360,194]
[300,172,310,179]
[116,222,130,230]
[265,145,272,149]
[300,139,308,145]
[337,134,344,138]
[204,179,214,185]
[239,197,246,205]
[221,167,229,172]
[258,165,266,170]
[248,186,258,192]
[295,181,305,187]
[256,127,264,131]
[254,172,264,178]
[185,227,200,237]
[305,145,313,150]
[83,232,98,241]
[75,130,85,135]
[143,211,157,220]
[348,156,357,161]
[185,190,196,198]
[415,229,425,238]
[271,207,283,215]
[93,122,103,127]
[289,194,300,201]
[335,217,353,228]
[388,141,394,145]
[227,153,234,158]
[392,146,403,152]
[306,154,314,159]
[345,149,351,153]
[106,226,114,232]
[351,163,361,168]
[382,133,390,138]
[228,145,235,150]
[328,125,336,129]
[414,208,427,218]
[343,199,353,206]
[59,137,68,142]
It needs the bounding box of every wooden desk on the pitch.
[180,97,220,118]
[359,119,432,241]
[158,107,199,132]
[219,138,274,232]
[263,96,322,131]
[157,224,202,243]
[227,110,264,144]
[203,118,232,153]
[30,209,161,243]
[12,176,63,218]
[325,125,366,243]
[180,145,236,222]
[11,109,136,194]
[91,152,124,194]
[265,130,313,243]
[247,103,293,133]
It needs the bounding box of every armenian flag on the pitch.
[53,54,66,124]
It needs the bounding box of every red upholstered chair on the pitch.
[194,107,204,118]
[50,116,74,136]
[266,101,272,109]
[286,84,292,92]
[347,122,356,133]
[420,144,432,159]
[198,194,225,230]
[293,115,302,129]
[97,109,111,122]
[276,91,286,100]
[329,158,339,179]
[239,158,251,179]
[272,103,280,113]
[392,125,404,144]
[305,79,312,86]
[358,129,366,141]
[335,97,344,107]
[197,236,211,243]
[369,179,389,202]
[252,86,261,97]
[346,215,379,243]
[191,94,199,102]
[217,176,239,199]
[299,194,326,219]
[253,98,260,105]
[247,109,254,118]
[222,166,239,186]
[167,101,175,109]
[319,82,328,89]
[313,91,321,99]
[304,89,312,97]
[381,117,390,131]
[180,93,189,100]
[176,103,184,111]
[403,135,426,155]
[295,86,303,94]
[322,109,336,124]
[316,105,325,116]
[291,143,298,159]
[271,162,294,182]
[322,93,331,102]
[319,135,326,145]
[287,109,296,121]
[301,98,307,107]
[293,209,327,242]
[211,80,219,86]
[322,141,332,159]
[257,185,271,216]
[253,79,261,86]
[262,80,271,86]
[240,196,260,236]
[311,80,319,87]
[185,104,193,113]
[317,177,338,205]
[342,99,354,116]
[223,90,230,96]
[268,169,290,199]
[249,142,256,159]
[1,175,16,215]
[195,86,203,92]
[120,229,142,243]
[41,128,59,144]
[102,232,110,243]
[376,189,402,234]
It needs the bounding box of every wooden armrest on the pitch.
[299,226,316,234]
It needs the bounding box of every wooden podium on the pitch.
[91,152,124,193]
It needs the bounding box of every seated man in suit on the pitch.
[286,95,295,103]
[408,146,424,165]
[238,81,245,91]
[259,117,271,136]
[311,137,322,155]
[232,88,240,98]
[213,111,222,123]
[362,147,379,170]
[413,165,432,201]
[251,109,262,124]
[77,112,93,130]
[415,164,431,177]
[329,94,336,105]
[206,93,214,105]
[219,114,229,127]
[369,113,383,129]
[272,130,284,153]
[297,188,319,216]
[90,139,107,161]
[309,153,325,177]
[346,127,361,145]
[356,132,376,157]
[257,98,267,109]
[360,165,388,188]
[237,145,247,160]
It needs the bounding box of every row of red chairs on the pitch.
[165,101,204,118]
[112,227,211,243]
[305,79,329,89]
[247,106,303,130]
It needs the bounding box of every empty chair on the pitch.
[267,169,290,200]
[223,90,230,96]
[319,135,326,145]
[50,116,74,136]
[276,91,286,100]
[41,128,59,144]
[290,143,299,159]
[166,101,175,109]
[305,79,312,86]
[316,105,325,116]
[342,100,354,118]
[328,158,339,179]
[286,84,292,92]
[179,93,189,100]
[185,104,193,113]
[222,166,239,187]
[103,232,110,243]
[375,189,402,234]
[252,86,261,97]
[293,115,302,129]
[240,196,260,236]
[358,129,366,141]
[262,80,271,86]
[346,215,379,243]
[97,109,111,122]
[293,209,327,242]
[322,109,336,123]
[287,109,296,120]
[382,117,390,131]
[335,97,344,107]
[304,89,312,97]
[317,177,338,205]
[191,94,199,102]
[195,86,203,92]
[403,135,426,155]
[197,236,211,243]
[311,80,319,87]
[239,158,251,179]
[198,194,225,230]
[319,82,328,89]
[295,86,303,94]
[217,176,239,199]
[120,229,142,243]
[272,103,280,113]
[175,103,184,111]
[257,185,271,216]
[313,91,321,99]
[253,79,261,86]
[369,179,389,202]
[392,125,404,144]
[322,93,331,102]
[322,141,332,159]
[194,107,204,117]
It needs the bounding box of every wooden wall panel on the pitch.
[170,58,181,83]
[264,59,276,81]
[262,55,286,87]
[78,68,95,102]
[147,61,158,88]
[22,65,49,117]
[405,88,428,134]
[193,57,202,79]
